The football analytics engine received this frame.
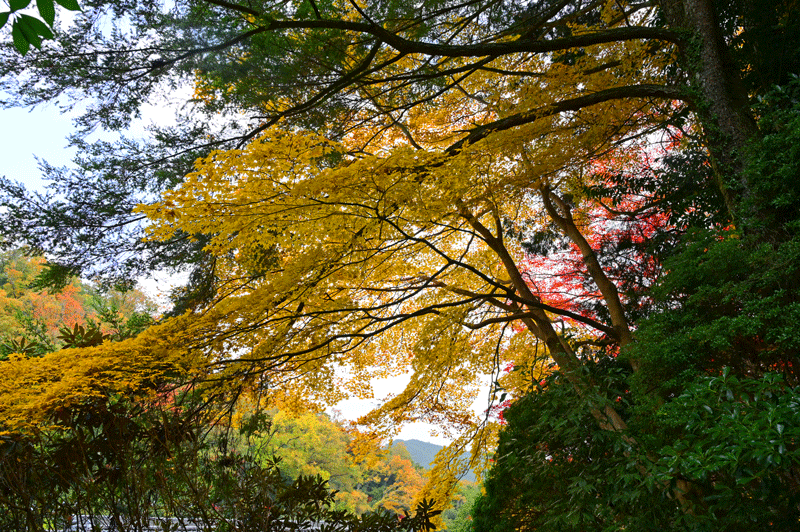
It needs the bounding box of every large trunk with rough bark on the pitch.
[660,0,759,216]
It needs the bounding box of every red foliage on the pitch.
[520,138,678,333]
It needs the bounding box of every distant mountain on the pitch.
[393,439,477,483]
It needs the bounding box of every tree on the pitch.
[0,247,157,357]
[1,0,799,527]
[438,481,479,532]
[472,27,800,532]
[473,368,800,530]
[360,443,427,515]
[0,0,686,289]
[225,406,427,515]
[0,268,436,530]
[252,409,368,512]
[0,378,441,532]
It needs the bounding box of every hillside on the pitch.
[394,439,477,483]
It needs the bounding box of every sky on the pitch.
[0,103,77,192]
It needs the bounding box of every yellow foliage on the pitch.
[132,34,670,499]
[1,5,681,517]
[0,315,207,434]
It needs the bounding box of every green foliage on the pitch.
[473,366,675,532]
[439,482,479,532]
[28,261,81,292]
[89,291,157,341]
[0,392,440,532]
[255,410,365,508]
[630,80,800,401]
[244,410,428,516]
[629,228,800,402]
[0,334,49,358]
[742,75,800,231]
[57,321,109,348]
[473,370,800,531]
[1,0,80,55]
[0,310,55,358]
[654,370,800,529]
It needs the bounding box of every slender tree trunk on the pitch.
[456,201,631,432]
[540,189,635,354]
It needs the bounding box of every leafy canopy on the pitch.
[3,0,800,527]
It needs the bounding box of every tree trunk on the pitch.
[660,0,759,217]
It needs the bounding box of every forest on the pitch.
[0,0,799,530]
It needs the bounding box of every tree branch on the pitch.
[447,84,690,154]
[202,0,261,17]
